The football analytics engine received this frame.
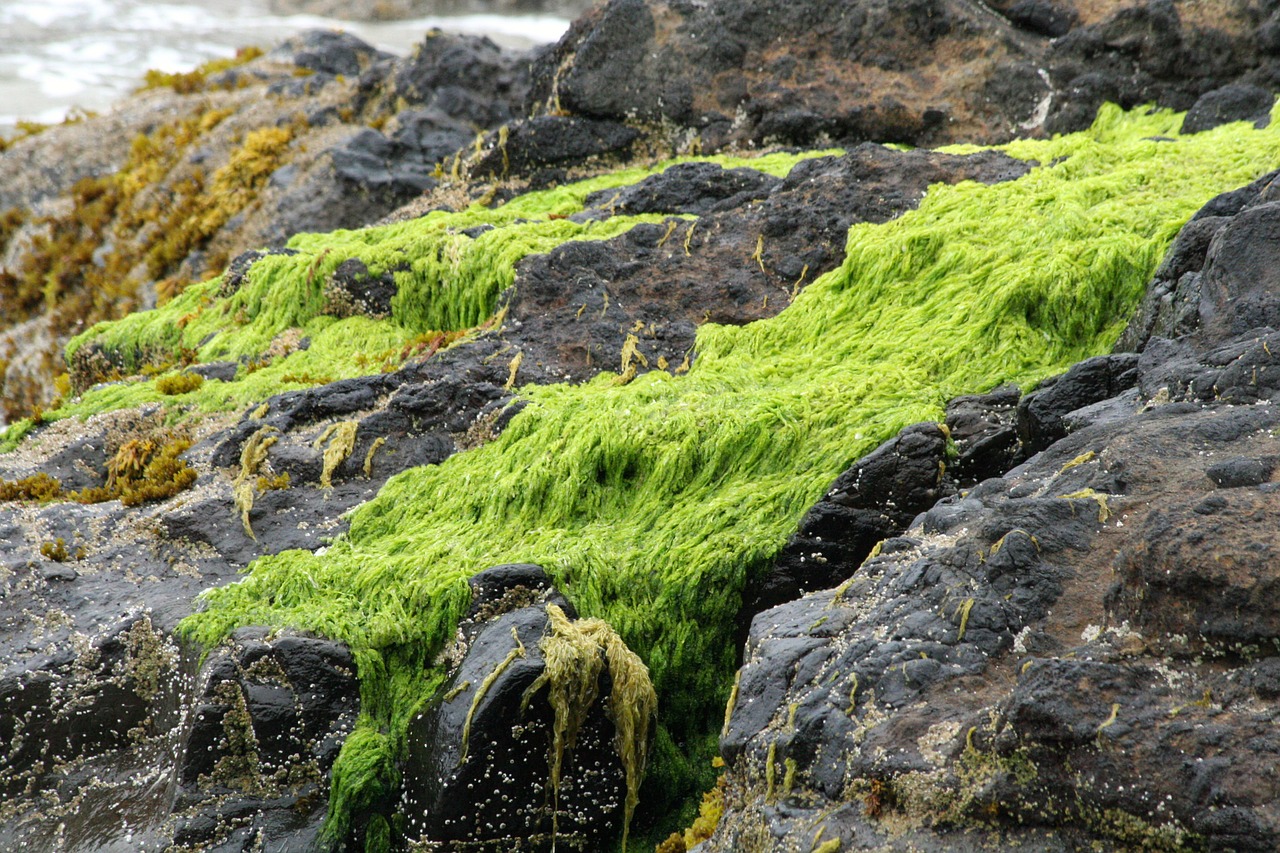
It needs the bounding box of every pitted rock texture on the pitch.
[524,0,1278,152]
[705,166,1280,853]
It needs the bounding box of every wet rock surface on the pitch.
[2,1,1280,851]
[401,564,647,852]
[707,176,1280,851]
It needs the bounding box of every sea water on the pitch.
[0,0,569,131]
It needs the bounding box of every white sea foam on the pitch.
[0,0,569,132]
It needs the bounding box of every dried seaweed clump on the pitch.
[522,604,656,851]
[656,771,727,853]
[85,432,198,507]
[0,429,196,508]
[234,426,279,539]
[313,421,358,489]
[155,371,204,395]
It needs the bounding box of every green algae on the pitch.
[18,148,833,440]
[170,104,1280,846]
[10,102,1278,845]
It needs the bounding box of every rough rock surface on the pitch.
[1,2,1280,852]
[520,0,1275,154]
[401,564,644,852]
[267,0,595,21]
[709,170,1280,852]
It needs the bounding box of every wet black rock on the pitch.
[270,29,394,78]
[1016,353,1140,455]
[172,629,359,851]
[400,566,643,852]
[581,161,783,216]
[469,115,641,180]
[1115,169,1280,353]
[945,384,1024,486]
[1181,83,1275,134]
[741,423,955,624]
[323,257,401,319]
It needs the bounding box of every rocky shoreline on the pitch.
[4,1,1280,851]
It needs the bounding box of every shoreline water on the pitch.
[0,0,568,132]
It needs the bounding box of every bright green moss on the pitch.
[0,103,1262,844]
[171,104,1280,845]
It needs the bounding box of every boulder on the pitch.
[944,384,1023,486]
[1016,353,1140,455]
[171,628,359,851]
[1181,83,1275,133]
[400,564,655,852]
[740,423,955,624]
[712,390,1280,851]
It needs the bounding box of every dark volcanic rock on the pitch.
[469,115,641,179]
[323,257,401,319]
[171,629,358,851]
[712,397,1280,852]
[400,568,649,852]
[945,384,1024,486]
[1199,200,1280,341]
[502,145,1030,386]
[1115,168,1280,353]
[741,423,955,625]
[528,0,1051,149]
[1042,0,1268,135]
[1182,83,1276,133]
[1016,353,1140,454]
[526,0,1277,152]
[582,161,783,216]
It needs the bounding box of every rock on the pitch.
[1199,200,1280,341]
[503,145,1030,386]
[528,0,1051,150]
[1043,0,1265,134]
[527,0,1276,152]
[400,567,654,852]
[1181,83,1275,134]
[268,28,394,78]
[711,397,1280,852]
[944,384,1023,486]
[1003,0,1078,37]
[1206,455,1278,488]
[1016,353,1140,455]
[323,257,400,319]
[740,423,955,623]
[172,629,359,851]
[582,161,783,217]
[1115,169,1280,353]
[468,115,641,180]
